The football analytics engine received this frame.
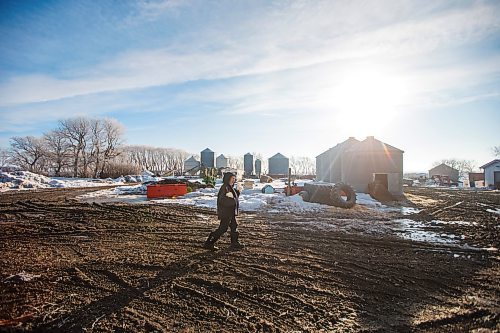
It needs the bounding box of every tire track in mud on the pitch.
[1,187,498,332]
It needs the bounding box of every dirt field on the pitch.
[0,187,499,332]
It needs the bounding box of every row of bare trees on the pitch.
[290,156,315,176]
[119,145,190,175]
[2,117,195,178]
[6,117,124,178]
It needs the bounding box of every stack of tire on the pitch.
[300,182,356,208]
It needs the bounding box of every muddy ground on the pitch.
[0,186,498,332]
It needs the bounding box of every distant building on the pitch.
[268,153,289,176]
[216,154,228,168]
[255,159,262,176]
[429,163,459,183]
[316,137,359,183]
[316,136,404,196]
[480,159,500,189]
[468,172,485,188]
[244,153,254,176]
[184,156,200,174]
[200,148,215,168]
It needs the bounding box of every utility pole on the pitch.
[287,167,292,196]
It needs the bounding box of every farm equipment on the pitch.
[300,182,356,208]
[284,183,304,196]
[147,179,188,199]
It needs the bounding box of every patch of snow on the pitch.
[0,171,124,191]
[4,271,41,282]
[483,247,498,252]
[430,220,478,226]
[401,207,422,215]
[79,184,326,214]
[355,193,386,208]
[391,219,458,244]
[486,208,500,215]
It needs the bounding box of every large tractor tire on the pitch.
[330,183,356,208]
[303,183,334,205]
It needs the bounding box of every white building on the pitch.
[480,159,500,189]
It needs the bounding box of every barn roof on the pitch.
[270,153,288,159]
[480,159,500,169]
[316,137,360,158]
[429,163,458,173]
[346,136,404,154]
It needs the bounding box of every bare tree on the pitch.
[58,117,90,177]
[43,131,71,176]
[493,146,500,157]
[121,145,190,175]
[98,118,124,177]
[9,136,47,173]
[227,155,243,170]
[0,147,11,168]
[290,156,315,176]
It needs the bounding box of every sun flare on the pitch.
[331,67,410,136]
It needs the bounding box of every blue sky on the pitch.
[0,0,499,172]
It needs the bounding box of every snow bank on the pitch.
[355,193,387,208]
[0,171,124,191]
[81,182,326,214]
[156,189,325,214]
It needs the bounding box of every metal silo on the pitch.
[216,154,228,168]
[244,153,254,176]
[268,153,289,175]
[200,148,215,168]
[255,159,262,176]
[184,156,200,174]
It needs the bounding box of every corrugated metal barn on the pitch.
[316,136,404,195]
[316,137,359,183]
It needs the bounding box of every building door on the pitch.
[374,174,389,190]
[494,171,500,189]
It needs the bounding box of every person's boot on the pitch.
[204,232,219,250]
[230,232,244,249]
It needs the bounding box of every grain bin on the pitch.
[255,159,262,176]
[200,148,215,168]
[268,153,289,176]
[244,153,254,176]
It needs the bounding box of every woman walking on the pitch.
[204,172,244,250]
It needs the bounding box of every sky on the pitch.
[0,0,499,172]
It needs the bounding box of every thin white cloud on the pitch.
[0,1,498,107]
[133,0,190,21]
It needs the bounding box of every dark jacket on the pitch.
[217,173,240,220]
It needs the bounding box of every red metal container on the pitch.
[147,184,188,199]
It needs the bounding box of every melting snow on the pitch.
[391,219,458,244]
[486,208,500,215]
[0,171,124,191]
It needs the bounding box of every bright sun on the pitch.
[332,67,410,137]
